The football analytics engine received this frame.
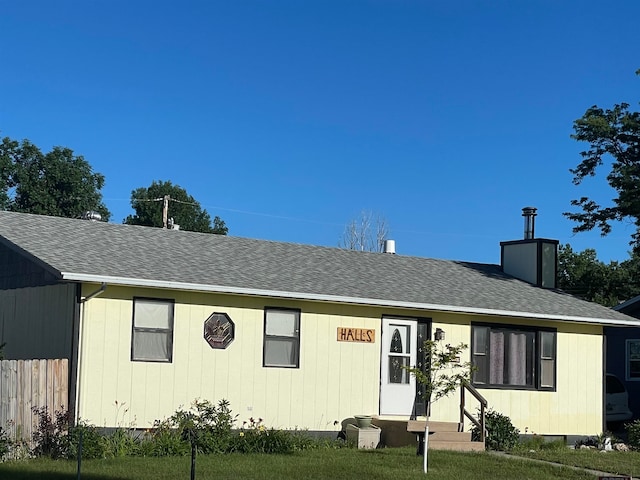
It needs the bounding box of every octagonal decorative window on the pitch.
[204,312,235,349]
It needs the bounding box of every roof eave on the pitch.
[61,272,639,327]
[614,294,640,312]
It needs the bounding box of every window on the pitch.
[626,340,640,380]
[263,308,300,368]
[388,326,411,384]
[471,324,556,390]
[131,298,174,362]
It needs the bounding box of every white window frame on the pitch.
[131,297,174,362]
[263,308,300,368]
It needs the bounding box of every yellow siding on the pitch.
[78,284,605,435]
[437,315,603,436]
[78,287,383,430]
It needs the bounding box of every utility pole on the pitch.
[162,195,170,229]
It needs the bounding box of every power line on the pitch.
[131,195,199,229]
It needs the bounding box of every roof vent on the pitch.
[81,211,102,221]
[168,218,180,230]
[522,207,537,239]
[383,239,396,254]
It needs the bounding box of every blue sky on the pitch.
[1,1,639,264]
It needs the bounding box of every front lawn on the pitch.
[0,447,598,480]
[512,448,640,477]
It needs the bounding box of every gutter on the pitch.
[80,282,107,303]
[61,273,639,327]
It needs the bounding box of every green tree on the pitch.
[2,136,110,220]
[404,340,472,472]
[124,180,228,234]
[0,137,16,210]
[564,69,640,251]
[405,340,472,415]
[557,243,638,306]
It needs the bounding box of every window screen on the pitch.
[264,308,300,368]
[132,298,174,362]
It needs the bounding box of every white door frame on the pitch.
[380,316,419,416]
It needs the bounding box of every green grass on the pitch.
[512,448,640,477]
[0,447,599,480]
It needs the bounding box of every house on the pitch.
[0,210,637,441]
[608,295,640,421]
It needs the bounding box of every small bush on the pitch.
[144,398,238,455]
[31,406,72,459]
[0,426,11,459]
[100,427,142,458]
[626,420,640,449]
[231,418,315,454]
[472,409,520,451]
[141,421,190,457]
[67,421,105,459]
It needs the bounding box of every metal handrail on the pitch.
[459,381,488,442]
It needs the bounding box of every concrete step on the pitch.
[429,440,485,452]
[372,419,484,451]
[429,431,472,442]
[407,420,460,433]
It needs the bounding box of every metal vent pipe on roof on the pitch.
[383,239,396,254]
[522,207,537,239]
[81,211,102,221]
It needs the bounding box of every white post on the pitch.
[423,424,429,473]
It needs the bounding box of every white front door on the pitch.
[380,317,418,415]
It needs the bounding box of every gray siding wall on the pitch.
[0,242,59,289]
[0,284,76,359]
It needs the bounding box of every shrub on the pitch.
[67,421,105,459]
[31,406,72,459]
[231,418,315,454]
[626,420,640,449]
[141,421,190,457]
[0,426,11,459]
[145,398,238,455]
[472,409,520,451]
[100,427,142,458]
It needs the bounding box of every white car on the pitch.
[606,373,633,424]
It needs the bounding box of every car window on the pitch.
[606,375,625,394]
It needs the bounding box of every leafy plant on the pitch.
[626,420,640,450]
[67,421,105,460]
[473,409,520,451]
[0,426,12,459]
[404,340,473,415]
[148,398,238,455]
[31,406,71,459]
[231,417,315,454]
[100,427,142,458]
[141,421,190,457]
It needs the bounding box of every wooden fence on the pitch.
[0,359,69,443]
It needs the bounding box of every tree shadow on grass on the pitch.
[0,467,130,480]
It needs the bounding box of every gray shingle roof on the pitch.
[0,211,636,325]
